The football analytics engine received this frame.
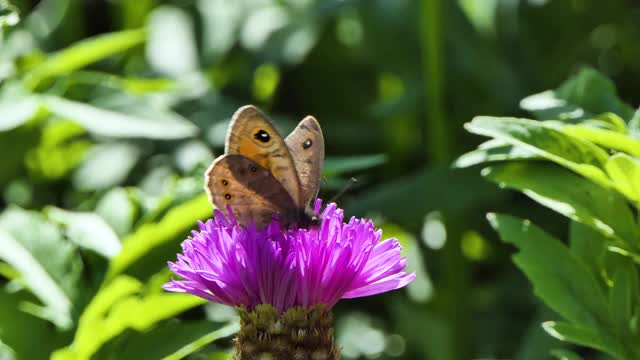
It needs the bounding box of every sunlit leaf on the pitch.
[23,29,146,89]
[46,207,121,258]
[96,188,138,238]
[146,6,198,77]
[562,125,640,158]
[604,153,640,202]
[466,116,610,187]
[72,142,140,191]
[52,276,205,360]
[44,95,198,139]
[106,194,211,281]
[0,222,72,328]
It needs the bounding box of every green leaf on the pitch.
[0,96,41,132]
[569,222,606,283]
[465,116,610,187]
[52,276,205,360]
[72,142,140,191]
[96,188,138,238]
[604,153,640,203]
[521,68,635,121]
[489,214,609,328]
[323,154,387,177]
[549,349,584,360]
[562,125,640,158]
[146,6,198,77]
[454,140,539,168]
[106,194,211,281]
[543,321,625,359]
[46,207,122,258]
[608,257,638,335]
[43,96,198,139]
[484,162,639,251]
[23,29,146,90]
[0,206,82,329]
[162,322,238,360]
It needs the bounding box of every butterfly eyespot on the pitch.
[254,129,271,143]
[225,194,232,200]
[222,180,229,186]
[302,139,312,149]
[249,165,257,172]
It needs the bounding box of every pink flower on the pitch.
[163,200,415,312]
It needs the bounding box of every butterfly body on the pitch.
[205,105,324,229]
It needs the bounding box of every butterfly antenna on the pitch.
[328,177,358,204]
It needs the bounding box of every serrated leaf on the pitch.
[569,222,606,283]
[489,214,609,328]
[106,194,211,281]
[46,207,121,258]
[543,321,625,359]
[484,163,639,252]
[465,116,610,187]
[43,96,198,139]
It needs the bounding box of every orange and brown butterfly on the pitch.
[205,105,324,229]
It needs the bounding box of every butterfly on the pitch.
[205,105,324,229]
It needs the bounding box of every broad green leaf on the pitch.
[554,68,635,120]
[569,222,606,284]
[604,153,640,202]
[106,194,211,281]
[46,207,121,258]
[0,96,40,132]
[146,6,198,77]
[323,154,387,177]
[466,116,610,187]
[72,142,140,191]
[608,257,638,336]
[23,29,146,89]
[562,125,640,158]
[454,140,539,168]
[0,206,83,328]
[489,214,609,328]
[43,96,198,139]
[484,163,639,251]
[96,188,138,238]
[522,68,635,121]
[0,288,66,360]
[543,321,626,359]
[0,228,71,328]
[549,349,583,360]
[52,276,205,360]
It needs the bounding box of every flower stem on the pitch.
[234,304,340,360]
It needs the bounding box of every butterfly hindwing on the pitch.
[285,115,324,208]
[205,154,297,228]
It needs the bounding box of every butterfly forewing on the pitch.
[205,155,297,228]
[285,115,324,208]
[225,105,303,207]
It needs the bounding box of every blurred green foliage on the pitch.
[0,0,639,359]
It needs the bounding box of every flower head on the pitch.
[163,200,415,312]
